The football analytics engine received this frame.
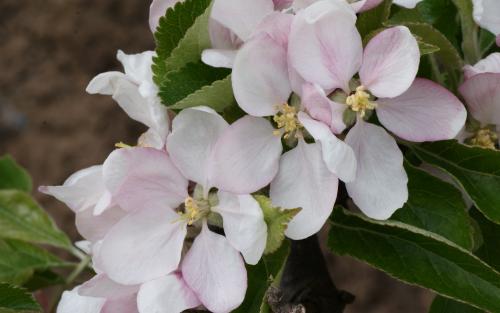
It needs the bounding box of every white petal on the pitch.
[167,108,228,189]
[345,120,408,220]
[473,0,500,35]
[208,19,242,50]
[270,140,339,240]
[86,72,127,96]
[103,147,188,212]
[377,78,467,142]
[75,206,127,242]
[459,73,500,126]
[101,293,139,313]
[213,191,267,265]
[57,287,105,313]
[79,274,139,299]
[149,0,183,32]
[464,52,500,79]
[182,224,247,313]
[100,206,187,285]
[299,113,356,182]
[288,0,360,92]
[201,49,237,68]
[39,165,106,213]
[393,0,424,8]
[116,50,155,88]
[232,34,291,117]
[137,274,201,313]
[211,116,283,194]
[360,26,420,98]
[211,0,274,41]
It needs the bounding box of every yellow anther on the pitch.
[470,128,498,150]
[184,197,201,226]
[273,103,302,139]
[346,86,377,118]
[115,142,133,149]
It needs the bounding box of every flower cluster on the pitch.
[39,0,500,312]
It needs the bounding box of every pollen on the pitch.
[273,103,302,139]
[184,197,201,226]
[469,128,498,150]
[346,86,377,118]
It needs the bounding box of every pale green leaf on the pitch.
[0,284,40,313]
[0,156,32,193]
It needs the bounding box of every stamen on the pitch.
[345,86,377,118]
[469,128,498,150]
[184,197,201,226]
[115,142,132,149]
[273,103,302,139]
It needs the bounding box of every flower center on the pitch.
[273,103,302,139]
[345,86,377,118]
[469,128,498,150]
[180,197,207,226]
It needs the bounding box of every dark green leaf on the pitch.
[0,284,40,313]
[357,0,392,38]
[159,62,231,109]
[328,207,500,312]
[0,156,32,193]
[410,141,500,225]
[0,190,71,249]
[392,162,474,249]
[169,75,235,112]
[452,0,481,64]
[254,196,301,255]
[479,29,496,55]
[23,270,64,292]
[152,0,212,84]
[470,208,500,271]
[430,296,484,313]
[233,242,289,313]
[0,240,69,285]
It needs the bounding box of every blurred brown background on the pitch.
[0,1,433,312]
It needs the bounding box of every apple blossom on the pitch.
[86,50,169,149]
[292,0,424,11]
[464,52,500,80]
[472,0,500,46]
[459,72,500,149]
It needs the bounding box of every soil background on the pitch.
[0,1,433,312]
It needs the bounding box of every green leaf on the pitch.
[0,240,69,285]
[158,62,231,109]
[0,156,32,193]
[0,284,40,313]
[452,0,481,64]
[392,162,474,250]
[328,207,500,312]
[169,75,235,112]
[470,208,500,271]
[233,242,290,313]
[152,0,212,84]
[430,296,484,313]
[409,141,500,225]
[417,38,441,55]
[479,29,496,55]
[0,190,71,249]
[254,195,301,255]
[23,270,65,292]
[357,0,392,38]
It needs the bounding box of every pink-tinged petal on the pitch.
[360,26,420,98]
[211,116,283,194]
[473,0,500,36]
[201,49,238,68]
[138,273,201,313]
[459,73,500,125]
[213,191,267,265]
[351,0,384,12]
[100,206,187,285]
[103,147,188,212]
[393,0,424,8]
[149,0,183,32]
[79,275,139,299]
[167,108,228,189]
[253,12,293,48]
[299,113,356,182]
[57,287,105,313]
[274,0,294,10]
[288,64,306,96]
[301,83,347,134]
[39,166,105,213]
[211,0,274,41]
[137,128,166,150]
[75,206,127,242]
[233,35,291,117]
[288,1,361,92]
[86,72,127,95]
[270,140,339,240]
[91,240,105,274]
[208,19,242,50]
[377,78,467,142]
[345,120,408,220]
[292,0,352,12]
[464,52,500,79]
[101,293,139,313]
[182,223,247,313]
